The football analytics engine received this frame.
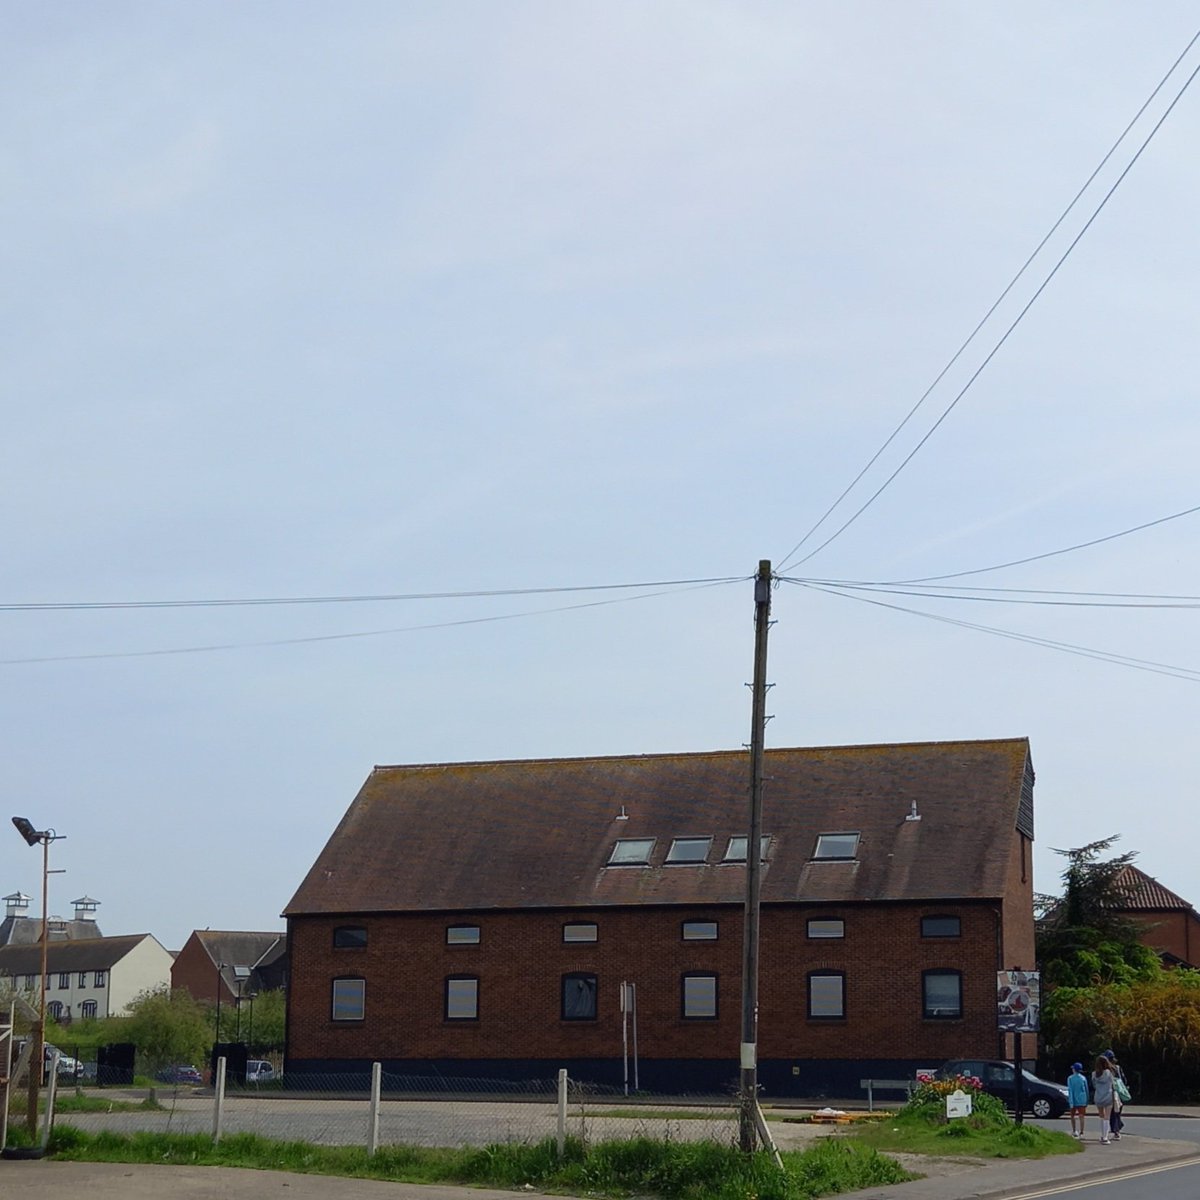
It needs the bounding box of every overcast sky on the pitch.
[4,3,1198,952]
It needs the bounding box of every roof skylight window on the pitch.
[666,837,711,864]
[608,838,655,866]
[812,832,860,860]
[723,835,771,863]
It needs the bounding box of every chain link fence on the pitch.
[48,1062,742,1153]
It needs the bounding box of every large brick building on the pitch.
[282,738,1036,1095]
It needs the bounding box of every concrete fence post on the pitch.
[212,1056,227,1144]
[368,1062,382,1156]
[556,1068,568,1158]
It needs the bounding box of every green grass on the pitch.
[845,1100,1082,1160]
[43,1127,916,1200]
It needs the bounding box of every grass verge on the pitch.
[845,1102,1082,1160]
[42,1127,916,1200]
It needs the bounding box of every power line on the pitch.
[788,579,1200,683]
[777,30,1200,574]
[871,502,1200,584]
[0,575,746,614]
[781,577,1200,610]
[0,578,744,666]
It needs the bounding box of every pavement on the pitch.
[0,1107,1197,1199]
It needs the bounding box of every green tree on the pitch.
[122,986,211,1071]
[1036,836,1160,989]
[244,988,285,1053]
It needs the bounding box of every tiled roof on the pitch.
[1113,864,1196,913]
[0,934,156,975]
[285,737,1032,917]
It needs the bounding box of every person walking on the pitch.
[1066,1062,1089,1138]
[1091,1054,1115,1144]
[1105,1050,1128,1140]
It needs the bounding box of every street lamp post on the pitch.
[215,962,225,1044]
[11,816,65,1136]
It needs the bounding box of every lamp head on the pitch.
[11,816,41,847]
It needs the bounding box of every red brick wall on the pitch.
[287,897,1022,1066]
[171,934,232,1004]
[1130,910,1200,967]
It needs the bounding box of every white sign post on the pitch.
[945,1089,973,1120]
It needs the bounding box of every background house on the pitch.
[0,893,103,946]
[172,929,287,1008]
[1112,864,1200,968]
[283,737,1037,1095]
[0,933,172,1020]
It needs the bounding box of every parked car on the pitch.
[44,1044,82,1080]
[155,1064,204,1085]
[938,1058,1069,1119]
[245,1060,275,1084]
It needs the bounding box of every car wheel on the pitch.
[1031,1097,1053,1119]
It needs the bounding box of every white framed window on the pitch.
[812,832,859,860]
[608,838,655,866]
[723,835,771,862]
[808,971,845,1018]
[58,972,71,989]
[563,923,598,943]
[94,970,107,988]
[682,920,718,941]
[666,837,711,864]
[445,976,479,1020]
[807,917,845,939]
[446,925,481,945]
[78,972,88,987]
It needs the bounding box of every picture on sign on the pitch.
[945,1088,973,1119]
[997,969,1040,1032]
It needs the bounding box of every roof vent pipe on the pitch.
[905,800,921,822]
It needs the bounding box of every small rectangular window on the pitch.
[808,971,845,1018]
[446,925,481,945]
[682,920,718,941]
[445,977,479,1020]
[608,838,655,865]
[58,973,70,988]
[563,923,598,943]
[333,926,368,949]
[331,977,365,1021]
[562,973,597,1020]
[921,915,961,938]
[812,832,859,860]
[78,972,88,988]
[807,918,845,939]
[666,837,712,864]
[923,970,962,1019]
[94,971,107,988]
[682,973,717,1018]
[24,975,35,989]
[723,835,771,862]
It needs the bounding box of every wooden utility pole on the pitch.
[739,559,772,1152]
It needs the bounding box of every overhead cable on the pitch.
[777,30,1200,574]
[788,579,1200,683]
[0,575,746,614]
[0,578,743,666]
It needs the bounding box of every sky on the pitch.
[3,3,1199,953]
